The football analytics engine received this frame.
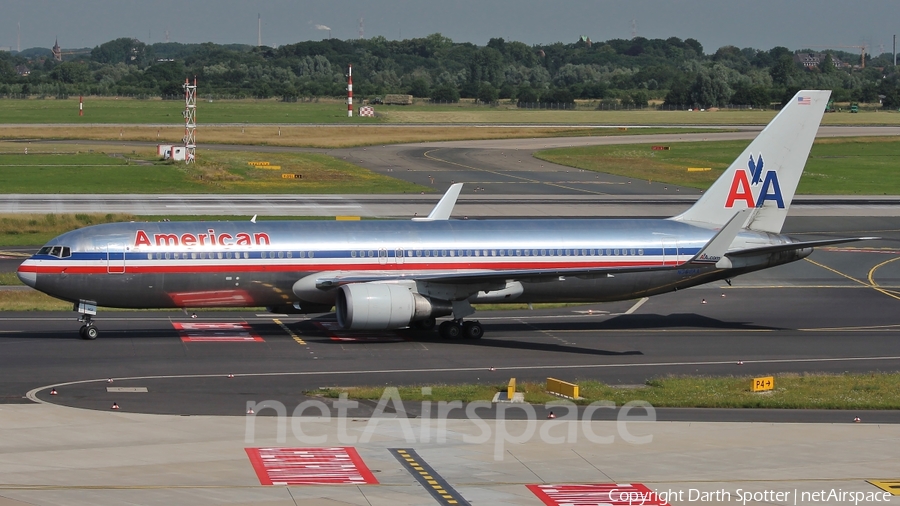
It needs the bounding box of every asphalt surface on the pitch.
[2,216,899,419]
[3,128,900,422]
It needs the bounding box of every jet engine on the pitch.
[335,283,452,330]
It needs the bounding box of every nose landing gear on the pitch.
[75,301,99,340]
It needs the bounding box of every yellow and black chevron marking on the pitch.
[868,480,900,496]
[272,319,306,345]
[389,448,470,506]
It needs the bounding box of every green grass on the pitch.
[0,98,382,124]
[0,149,429,194]
[0,290,72,311]
[535,136,900,195]
[5,97,900,126]
[314,372,900,409]
[0,272,22,285]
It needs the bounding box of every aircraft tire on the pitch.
[79,325,87,339]
[83,325,99,340]
[462,321,484,340]
[439,321,461,339]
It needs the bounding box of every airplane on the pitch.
[17,90,871,340]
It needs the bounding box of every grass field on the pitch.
[536,136,900,195]
[0,97,380,124]
[0,125,718,149]
[0,145,429,195]
[384,107,900,126]
[316,372,900,409]
[3,97,900,126]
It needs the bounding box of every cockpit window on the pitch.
[39,246,72,258]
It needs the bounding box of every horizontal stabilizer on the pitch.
[726,237,879,258]
[413,183,463,221]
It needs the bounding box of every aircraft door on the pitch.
[395,248,405,265]
[378,249,388,265]
[661,238,679,266]
[107,243,126,274]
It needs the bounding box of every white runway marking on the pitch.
[625,297,649,314]
[26,355,900,404]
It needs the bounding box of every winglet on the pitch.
[413,183,463,221]
[688,209,751,269]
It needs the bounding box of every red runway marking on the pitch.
[173,322,264,342]
[245,447,379,485]
[527,483,670,506]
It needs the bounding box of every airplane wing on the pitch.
[312,263,679,290]
[725,236,879,258]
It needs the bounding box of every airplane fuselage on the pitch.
[17,218,807,309]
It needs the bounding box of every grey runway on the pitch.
[2,215,899,417]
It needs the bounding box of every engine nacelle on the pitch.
[335,283,451,330]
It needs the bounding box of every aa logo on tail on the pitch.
[725,154,785,209]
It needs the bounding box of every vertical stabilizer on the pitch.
[672,90,830,233]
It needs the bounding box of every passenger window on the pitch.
[638,249,644,256]
[147,253,153,260]
[308,251,315,258]
[287,251,292,258]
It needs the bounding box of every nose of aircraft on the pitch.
[16,262,36,288]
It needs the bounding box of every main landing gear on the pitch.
[438,319,484,340]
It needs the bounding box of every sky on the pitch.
[2,0,899,56]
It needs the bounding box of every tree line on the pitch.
[1,34,899,108]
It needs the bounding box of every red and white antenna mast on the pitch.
[183,77,197,163]
[347,64,353,117]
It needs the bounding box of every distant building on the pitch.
[15,65,30,76]
[794,52,847,69]
[52,38,62,61]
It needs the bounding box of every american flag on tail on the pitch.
[797,96,811,105]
